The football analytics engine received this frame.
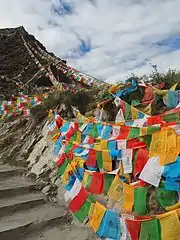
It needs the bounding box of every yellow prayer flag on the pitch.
[149,129,167,156]
[177,208,180,218]
[51,132,60,143]
[159,151,179,166]
[152,87,168,96]
[108,175,123,202]
[72,157,85,168]
[149,128,179,165]
[76,131,82,143]
[103,161,112,172]
[88,202,95,220]
[140,127,148,137]
[102,150,112,172]
[108,84,120,94]
[166,202,180,212]
[82,171,89,186]
[122,183,134,213]
[157,210,180,240]
[100,140,108,150]
[61,164,73,184]
[170,83,178,91]
[88,201,106,232]
[131,106,138,120]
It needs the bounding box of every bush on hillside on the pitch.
[150,65,180,88]
[30,89,98,121]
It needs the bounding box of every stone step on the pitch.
[0,192,45,217]
[0,176,41,198]
[0,164,25,179]
[0,203,68,240]
[24,223,97,240]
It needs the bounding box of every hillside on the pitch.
[0,26,179,240]
[0,26,82,99]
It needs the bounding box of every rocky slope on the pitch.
[0,27,97,239]
[0,109,97,240]
[0,26,76,99]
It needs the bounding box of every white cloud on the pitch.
[0,0,180,83]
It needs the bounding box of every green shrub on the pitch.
[30,89,98,121]
[150,65,180,89]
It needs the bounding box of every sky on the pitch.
[1,0,180,83]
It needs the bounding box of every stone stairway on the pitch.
[0,163,96,240]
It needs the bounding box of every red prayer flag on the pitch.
[67,150,73,160]
[147,115,162,126]
[133,148,149,177]
[68,187,89,213]
[117,126,130,140]
[56,153,66,167]
[88,137,95,144]
[56,116,63,128]
[127,138,139,148]
[125,219,141,240]
[141,86,155,105]
[74,122,79,130]
[86,149,96,168]
[89,172,104,194]
[132,141,146,149]
[66,127,75,141]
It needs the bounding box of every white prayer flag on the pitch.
[120,218,132,240]
[64,178,82,202]
[115,108,125,123]
[114,97,121,107]
[132,118,146,127]
[121,149,133,174]
[112,126,121,138]
[139,156,164,187]
[117,140,127,150]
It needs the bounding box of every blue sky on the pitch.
[1,0,180,83]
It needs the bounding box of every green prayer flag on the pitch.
[156,181,177,209]
[71,130,77,142]
[140,135,152,148]
[74,195,93,222]
[92,124,99,138]
[86,174,92,190]
[125,102,131,120]
[58,159,68,176]
[96,151,103,169]
[104,174,114,195]
[147,126,160,135]
[128,127,140,139]
[65,141,73,154]
[139,218,161,240]
[163,112,179,123]
[134,187,148,216]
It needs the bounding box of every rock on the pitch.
[42,185,51,196]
